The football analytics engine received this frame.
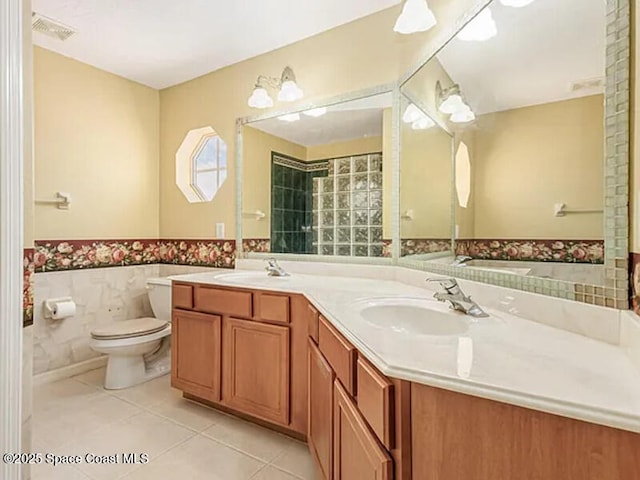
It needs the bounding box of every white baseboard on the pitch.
[33,356,108,386]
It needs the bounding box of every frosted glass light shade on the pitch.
[439,94,467,114]
[450,106,476,123]
[412,116,435,130]
[455,142,471,208]
[457,8,497,42]
[394,0,437,34]
[278,80,304,102]
[403,104,424,123]
[303,107,327,117]
[500,0,535,6]
[278,113,300,122]
[248,87,273,109]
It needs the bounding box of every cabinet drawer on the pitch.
[194,286,252,317]
[357,357,394,449]
[172,284,193,310]
[255,293,290,323]
[318,316,356,396]
[308,304,319,343]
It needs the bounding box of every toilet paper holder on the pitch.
[43,297,76,319]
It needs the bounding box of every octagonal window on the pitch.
[176,126,228,203]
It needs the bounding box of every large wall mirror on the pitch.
[398,0,630,308]
[239,89,394,260]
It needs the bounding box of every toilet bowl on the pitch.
[90,277,172,389]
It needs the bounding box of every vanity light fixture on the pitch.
[403,103,435,130]
[278,113,301,122]
[247,66,304,109]
[450,106,476,123]
[412,116,435,130]
[394,0,437,35]
[500,0,535,6]
[457,8,497,42]
[436,82,470,115]
[303,107,327,117]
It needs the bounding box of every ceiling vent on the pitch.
[569,77,605,93]
[32,13,76,41]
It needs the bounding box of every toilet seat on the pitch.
[91,317,169,340]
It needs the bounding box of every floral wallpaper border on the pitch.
[243,239,271,253]
[630,252,640,316]
[401,239,452,257]
[33,239,236,272]
[24,248,34,327]
[455,239,605,264]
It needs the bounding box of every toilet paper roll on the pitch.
[51,300,76,319]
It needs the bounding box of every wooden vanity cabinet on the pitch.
[222,317,290,425]
[171,310,221,402]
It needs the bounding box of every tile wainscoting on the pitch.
[455,239,605,264]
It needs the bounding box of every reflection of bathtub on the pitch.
[425,257,604,284]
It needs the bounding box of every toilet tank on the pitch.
[147,277,172,322]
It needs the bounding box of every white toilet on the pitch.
[90,277,172,390]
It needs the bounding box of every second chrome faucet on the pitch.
[427,278,489,318]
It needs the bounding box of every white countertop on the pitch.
[169,270,640,434]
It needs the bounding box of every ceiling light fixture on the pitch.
[500,0,535,6]
[278,113,301,122]
[394,0,437,35]
[303,107,327,117]
[457,8,497,42]
[248,66,304,109]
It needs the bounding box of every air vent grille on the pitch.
[32,13,76,41]
[570,78,605,93]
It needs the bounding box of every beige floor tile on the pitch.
[148,395,225,432]
[201,413,294,462]
[59,411,195,480]
[121,434,265,480]
[271,440,317,480]
[33,378,101,415]
[110,374,179,408]
[72,366,107,388]
[34,392,142,451]
[252,465,304,480]
[31,462,91,480]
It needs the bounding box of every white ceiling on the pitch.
[249,93,392,146]
[436,0,605,114]
[32,0,400,89]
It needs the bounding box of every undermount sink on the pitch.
[352,297,471,336]
[213,271,290,284]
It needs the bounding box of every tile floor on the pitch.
[31,368,317,480]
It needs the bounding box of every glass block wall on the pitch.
[312,153,384,257]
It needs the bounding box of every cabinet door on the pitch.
[171,310,221,402]
[308,340,335,480]
[334,380,393,480]
[223,317,290,425]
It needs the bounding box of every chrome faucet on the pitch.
[265,257,290,277]
[427,278,488,317]
[451,255,473,266]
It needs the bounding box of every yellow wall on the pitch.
[306,136,382,161]
[159,1,481,239]
[34,47,160,240]
[469,95,604,239]
[242,126,306,238]
[400,122,452,239]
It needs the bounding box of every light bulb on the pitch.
[394,0,437,35]
[278,113,300,122]
[248,87,273,109]
[403,104,424,123]
[439,94,467,114]
[457,8,497,42]
[303,107,327,117]
[278,80,304,102]
[500,0,535,6]
[450,106,476,123]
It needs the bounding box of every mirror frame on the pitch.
[235,83,400,265]
[396,0,631,309]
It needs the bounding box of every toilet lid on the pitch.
[91,318,169,340]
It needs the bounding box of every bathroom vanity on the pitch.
[170,272,640,480]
